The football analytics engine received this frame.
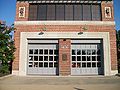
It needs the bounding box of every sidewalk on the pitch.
[0,75,120,90]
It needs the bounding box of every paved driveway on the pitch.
[0,75,120,90]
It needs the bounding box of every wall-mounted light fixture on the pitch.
[78,32,83,35]
[78,24,88,35]
[38,32,44,35]
[38,24,47,35]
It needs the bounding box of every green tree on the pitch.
[117,30,120,73]
[0,23,16,74]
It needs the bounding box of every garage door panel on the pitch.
[28,67,39,75]
[27,40,59,75]
[71,40,104,75]
[71,40,101,44]
[28,44,58,49]
[71,68,102,75]
[28,68,57,75]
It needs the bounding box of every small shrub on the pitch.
[0,65,10,74]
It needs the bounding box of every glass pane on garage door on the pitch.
[28,44,59,75]
[71,43,104,75]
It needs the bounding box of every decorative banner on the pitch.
[105,7,111,18]
[19,7,25,17]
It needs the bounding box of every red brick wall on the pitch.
[59,39,71,75]
[13,25,117,71]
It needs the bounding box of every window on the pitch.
[72,62,76,68]
[49,56,53,61]
[83,5,91,20]
[44,56,48,61]
[29,5,37,20]
[29,49,33,54]
[44,49,48,54]
[29,4,101,21]
[39,49,43,54]
[77,50,81,55]
[38,5,47,20]
[92,5,101,21]
[56,5,64,20]
[39,62,43,67]
[29,56,33,61]
[77,56,81,61]
[72,56,76,61]
[39,56,43,61]
[54,56,58,61]
[34,56,38,61]
[54,50,58,55]
[49,49,53,55]
[65,5,73,20]
[44,62,48,67]
[72,50,76,55]
[34,49,38,54]
[49,62,53,67]
[74,5,82,20]
[47,5,55,20]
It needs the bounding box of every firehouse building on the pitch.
[13,0,118,76]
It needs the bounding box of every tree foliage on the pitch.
[117,30,120,48]
[0,23,16,74]
[117,30,120,73]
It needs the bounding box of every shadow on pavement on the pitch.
[74,87,84,90]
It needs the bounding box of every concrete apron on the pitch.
[0,84,120,90]
[0,75,120,90]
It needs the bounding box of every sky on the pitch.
[0,0,120,30]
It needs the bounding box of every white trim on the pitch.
[18,32,112,76]
[17,0,102,4]
[111,70,118,75]
[12,70,19,75]
[103,32,111,76]
[14,21,115,26]
[19,33,28,76]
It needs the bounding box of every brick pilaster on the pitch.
[59,39,71,75]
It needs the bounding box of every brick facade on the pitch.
[13,1,118,75]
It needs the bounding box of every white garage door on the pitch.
[27,40,59,75]
[71,40,104,75]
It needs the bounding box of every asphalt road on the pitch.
[0,75,120,90]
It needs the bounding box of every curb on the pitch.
[0,74,13,80]
[115,73,120,77]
